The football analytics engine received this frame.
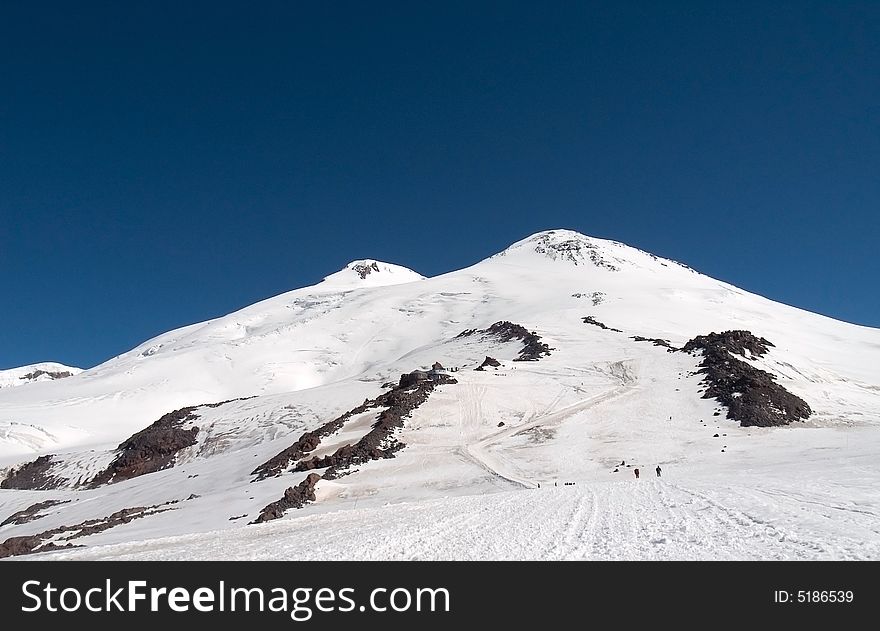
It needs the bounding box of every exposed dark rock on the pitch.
[459,321,552,361]
[86,397,256,487]
[432,361,444,371]
[486,321,551,361]
[631,335,676,350]
[681,330,811,427]
[252,407,364,481]
[497,421,505,427]
[253,371,457,481]
[682,330,774,358]
[1,499,71,527]
[0,501,177,559]
[71,504,177,538]
[202,396,256,408]
[0,454,65,490]
[582,316,623,333]
[475,356,502,371]
[524,233,621,270]
[296,373,458,480]
[88,407,201,487]
[351,261,380,279]
[251,473,322,523]
[8,397,254,491]
[0,536,79,558]
[19,369,74,381]
[571,291,606,306]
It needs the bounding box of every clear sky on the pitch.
[1,2,878,369]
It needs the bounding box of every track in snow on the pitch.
[33,478,880,561]
[464,384,637,488]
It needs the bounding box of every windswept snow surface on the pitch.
[31,469,880,561]
[0,363,81,389]
[1,230,879,560]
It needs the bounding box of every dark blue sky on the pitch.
[2,2,878,369]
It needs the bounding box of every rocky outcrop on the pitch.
[475,356,502,371]
[682,330,773,358]
[0,501,177,559]
[0,537,78,558]
[251,473,322,524]
[251,369,457,521]
[582,316,622,333]
[296,373,457,479]
[631,335,676,350]
[19,369,74,381]
[571,291,606,306]
[514,231,622,270]
[458,321,552,361]
[681,331,812,427]
[88,407,201,487]
[86,397,254,487]
[1,499,70,527]
[0,455,64,490]
[352,261,380,279]
[253,370,457,481]
[252,405,367,481]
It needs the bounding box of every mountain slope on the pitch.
[1,229,878,559]
[0,363,81,389]
[1,230,875,459]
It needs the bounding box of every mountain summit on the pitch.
[0,362,82,389]
[319,259,425,289]
[495,229,694,274]
[0,231,878,560]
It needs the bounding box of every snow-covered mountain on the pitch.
[1,230,878,560]
[0,363,81,390]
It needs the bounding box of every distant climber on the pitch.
[634,468,640,479]
[655,466,662,477]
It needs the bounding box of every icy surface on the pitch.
[1,230,878,560]
[0,363,82,389]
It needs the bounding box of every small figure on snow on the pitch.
[656,466,662,477]
[634,468,640,479]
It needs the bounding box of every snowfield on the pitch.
[27,457,880,561]
[0,362,81,390]
[1,230,878,560]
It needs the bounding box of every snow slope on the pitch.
[32,467,880,561]
[0,362,81,389]
[1,229,878,560]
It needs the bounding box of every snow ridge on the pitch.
[0,363,82,389]
[319,259,425,289]
[1,229,879,561]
